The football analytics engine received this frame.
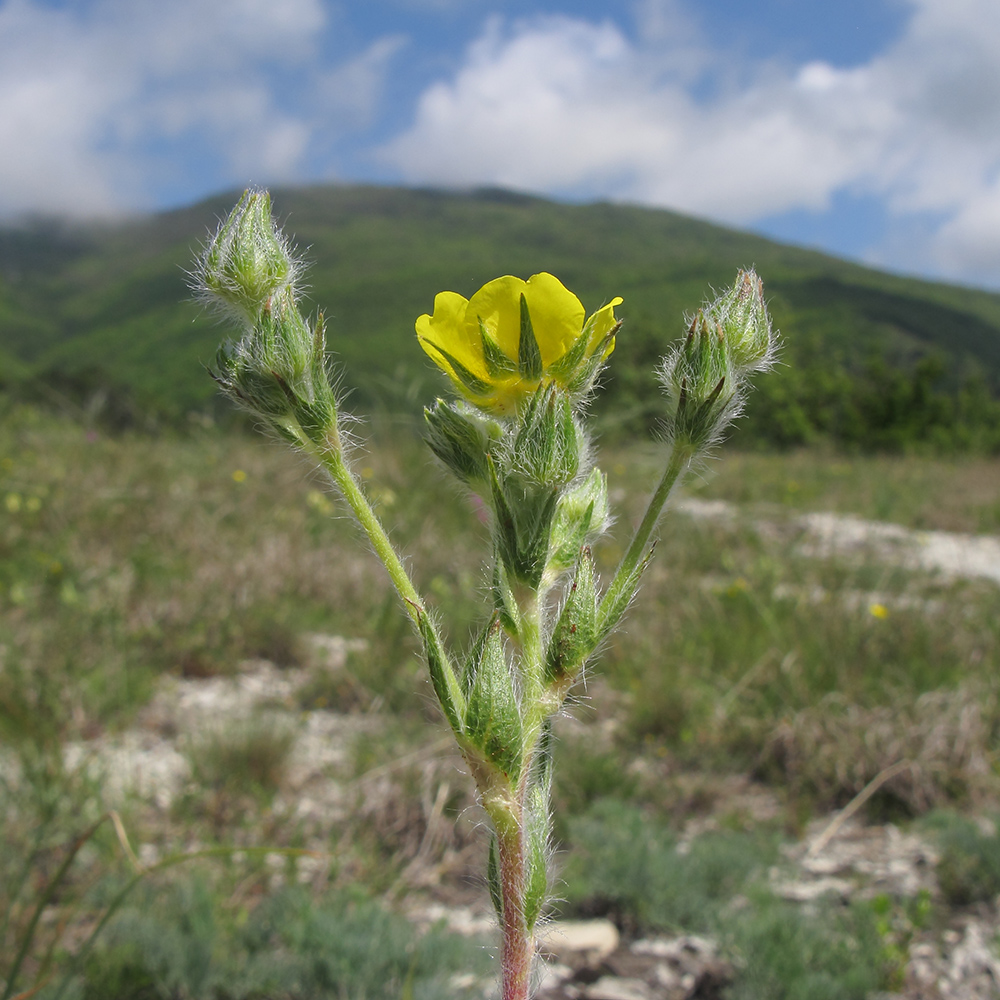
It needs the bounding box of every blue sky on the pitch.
[2,0,1000,289]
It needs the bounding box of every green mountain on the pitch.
[2,184,999,447]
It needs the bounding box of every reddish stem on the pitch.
[497,823,533,1000]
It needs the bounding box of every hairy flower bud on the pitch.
[424,398,502,490]
[705,268,775,374]
[656,270,776,449]
[199,190,339,449]
[197,189,298,327]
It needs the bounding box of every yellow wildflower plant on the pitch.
[416,272,622,415]
[200,190,778,1000]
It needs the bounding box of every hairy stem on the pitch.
[496,820,532,1000]
[599,439,693,630]
[305,439,432,630]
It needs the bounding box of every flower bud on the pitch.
[544,546,598,684]
[197,188,298,327]
[548,466,609,574]
[656,270,776,449]
[424,398,502,489]
[657,310,738,448]
[509,385,582,489]
[706,268,775,374]
[201,190,340,449]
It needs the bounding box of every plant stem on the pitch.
[496,822,532,1000]
[599,439,693,629]
[306,440,429,628]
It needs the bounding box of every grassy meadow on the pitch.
[2,401,1000,998]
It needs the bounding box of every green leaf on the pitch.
[491,558,521,638]
[465,620,523,780]
[413,607,465,735]
[487,835,503,921]
[544,547,599,684]
[597,544,654,640]
[523,781,551,932]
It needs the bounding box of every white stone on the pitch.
[583,976,651,1000]
[538,919,620,966]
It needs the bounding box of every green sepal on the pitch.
[565,325,619,395]
[518,294,543,380]
[412,605,465,736]
[423,340,495,398]
[479,318,519,376]
[465,619,523,781]
[311,310,327,359]
[597,543,655,640]
[545,313,597,381]
[487,834,503,921]
[523,776,551,932]
[544,547,599,684]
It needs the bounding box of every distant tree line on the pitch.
[602,350,1000,454]
[739,355,1000,453]
[3,351,1000,454]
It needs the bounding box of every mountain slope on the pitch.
[1,184,998,443]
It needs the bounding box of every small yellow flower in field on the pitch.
[5,492,22,513]
[232,469,247,483]
[869,602,889,619]
[416,272,622,415]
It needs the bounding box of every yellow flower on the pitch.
[416,272,622,415]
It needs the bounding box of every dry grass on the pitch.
[2,404,999,993]
[683,447,1000,533]
[762,684,1000,813]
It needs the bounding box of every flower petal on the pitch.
[466,276,526,361]
[588,296,623,357]
[417,290,488,380]
[522,273,586,365]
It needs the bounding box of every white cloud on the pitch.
[0,0,397,217]
[380,0,1000,284]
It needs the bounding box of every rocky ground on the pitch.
[54,646,1000,1000]
[40,508,1000,999]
